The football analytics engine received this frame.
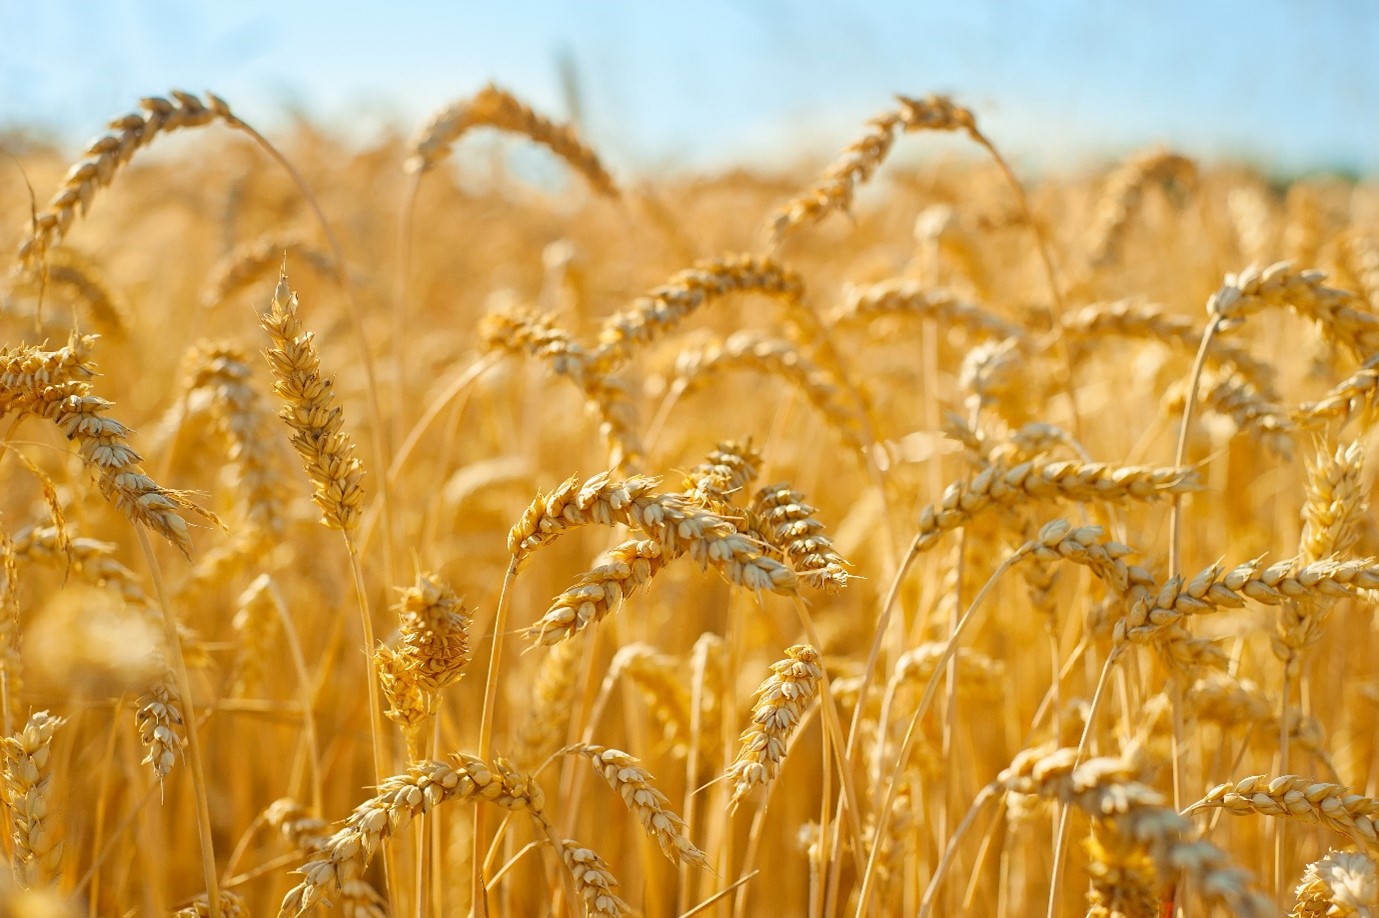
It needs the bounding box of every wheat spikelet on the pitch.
[831,280,1026,342]
[135,671,184,780]
[405,83,617,197]
[1291,849,1378,918]
[1208,261,1374,359]
[1117,556,1379,646]
[1192,776,1379,855]
[279,754,543,915]
[672,333,865,453]
[726,644,822,809]
[17,91,238,267]
[999,746,1268,917]
[767,94,977,246]
[557,838,631,918]
[1,711,65,888]
[511,472,795,593]
[750,483,852,593]
[914,460,1200,554]
[1062,300,1280,402]
[1085,149,1198,268]
[593,254,805,371]
[264,798,386,917]
[200,233,336,309]
[260,267,365,533]
[567,744,708,867]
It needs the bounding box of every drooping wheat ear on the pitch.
[230,574,279,698]
[592,254,805,372]
[526,539,668,646]
[988,421,1085,466]
[175,891,248,918]
[480,299,645,472]
[0,334,98,400]
[959,336,1030,420]
[264,798,386,918]
[672,333,866,454]
[392,571,472,694]
[1083,820,1162,918]
[766,94,978,246]
[516,636,583,769]
[1273,441,1368,674]
[511,472,796,593]
[279,754,544,916]
[1291,849,1378,918]
[182,342,287,543]
[1184,671,1329,764]
[683,439,762,511]
[914,460,1201,555]
[2,711,65,887]
[726,644,822,810]
[1084,148,1198,268]
[200,233,336,309]
[1164,366,1296,458]
[509,473,659,564]
[556,838,631,918]
[259,267,365,533]
[999,746,1268,918]
[565,744,709,868]
[135,666,184,780]
[1061,299,1280,403]
[405,83,618,197]
[1191,776,1379,856]
[0,375,208,555]
[830,280,1026,342]
[1116,556,1379,648]
[1208,261,1375,360]
[13,526,147,606]
[750,483,852,593]
[1298,354,1379,429]
[16,91,239,268]
[13,248,131,338]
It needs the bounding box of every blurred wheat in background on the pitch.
[2,71,1379,918]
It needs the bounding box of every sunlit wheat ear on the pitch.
[1061,299,1280,402]
[566,744,709,868]
[556,839,631,918]
[1298,354,1379,429]
[913,459,1200,555]
[830,279,1026,342]
[766,94,979,246]
[405,83,618,197]
[1208,260,1376,359]
[279,755,544,916]
[725,644,822,810]
[2,711,65,888]
[1190,776,1379,856]
[264,798,386,916]
[672,335,866,454]
[200,233,336,309]
[1163,367,1296,458]
[0,339,210,552]
[17,91,238,268]
[259,267,365,533]
[1291,849,1378,917]
[750,483,852,593]
[592,253,806,373]
[1083,820,1161,918]
[994,747,1269,918]
[1084,147,1198,269]
[682,439,762,511]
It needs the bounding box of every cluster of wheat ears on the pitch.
[0,83,1377,917]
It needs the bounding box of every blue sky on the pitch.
[2,1,1377,176]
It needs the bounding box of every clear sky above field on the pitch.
[2,0,1377,176]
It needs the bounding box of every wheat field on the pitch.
[0,85,1377,917]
